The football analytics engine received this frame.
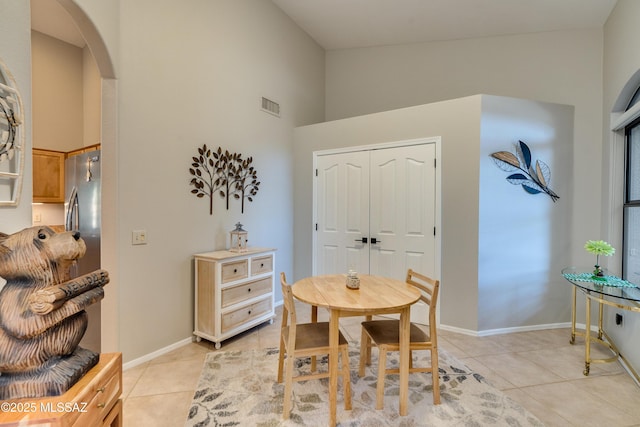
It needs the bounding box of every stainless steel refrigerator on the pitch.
[65,149,101,352]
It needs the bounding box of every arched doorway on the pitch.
[30,0,118,352]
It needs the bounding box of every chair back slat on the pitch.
[406,269,440,328]
[280,272,296,327]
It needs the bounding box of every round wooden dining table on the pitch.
[292,274,421,427]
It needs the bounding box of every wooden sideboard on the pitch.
[193,248,276,349]
[0,353,122,427]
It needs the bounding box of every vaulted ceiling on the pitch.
[30,0,618,51]
[272,0,618,50]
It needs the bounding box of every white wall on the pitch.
[31,31,105,152]
[323,27,610,342]
[478,96,574,331]
[83,46,101,147]
[111,0,324,361]
[3,0,631,370]
[66,0,119,77]
[29,31,101,230]
[294,96,482,330]
[326,29,604,274]
[294,95,574,333]
[31,31,83,152]
[602,0,640,381]
[1,0,324,365]
[32,203,64,226]
[0,0,32,232]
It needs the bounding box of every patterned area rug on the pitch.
[185,346,544,426]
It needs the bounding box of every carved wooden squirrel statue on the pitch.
[0,226,109,399]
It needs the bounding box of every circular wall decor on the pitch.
[0,58,24,207]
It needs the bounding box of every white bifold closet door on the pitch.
[315,143,437,322]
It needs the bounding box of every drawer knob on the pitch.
[248,310,252,315]
[260,263,264,267]
[97,402,106,408]
[97,387,106,393]
[233,268,238,273]
[247,288,251,292]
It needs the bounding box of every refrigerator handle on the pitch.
[65,187,79,231]
[86,155,99,182]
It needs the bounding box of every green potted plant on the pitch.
[584,240,615,278]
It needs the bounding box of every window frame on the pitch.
[623,117,640,284]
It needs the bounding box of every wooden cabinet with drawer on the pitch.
[0,353,123,426]
[193,247,276,349]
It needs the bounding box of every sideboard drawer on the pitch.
[251,255,273,275]
[221,298,272,333]
[193,247,276,349]
[221,259,248,283]
[221,277,272,308]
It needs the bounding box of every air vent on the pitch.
[261,97,280,117]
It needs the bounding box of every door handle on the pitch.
[371,237,381,244]
[355,237,368,244]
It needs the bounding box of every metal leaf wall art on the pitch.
[490,140,559,202]
[189,144,261,215]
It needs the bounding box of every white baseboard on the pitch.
[123,300,285,372]
[439,322,572,337]
[122,337,193,371]
[122,310,585,370]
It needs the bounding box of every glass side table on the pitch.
[562,267,640,382]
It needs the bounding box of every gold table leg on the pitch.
[570,286,577,344]
[584,296,591,376]
[597,300,604,340]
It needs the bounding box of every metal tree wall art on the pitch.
[233,158,260,213]
[218,149,238,211]
[490,140,559,202]
[189,144,261,215]
[189,144,223,215]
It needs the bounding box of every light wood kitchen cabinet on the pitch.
[32,148,65,203]
[193,247,276,349]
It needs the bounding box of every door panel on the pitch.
[316,152,370,274]
[315,143,437,324]
[370,144,436,280]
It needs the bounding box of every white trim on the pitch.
[439,322,572,337]
[122,337,193,371]
[604,129,625,272]
[611,102,640,131]
[435,138,442,285]
[311,154,318,277]
[124,300,286,371]
[313,137,440,157]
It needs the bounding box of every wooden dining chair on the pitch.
[277,273,352,419]
[358,269,441,409]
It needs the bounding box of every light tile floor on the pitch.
[122,304,640,426]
